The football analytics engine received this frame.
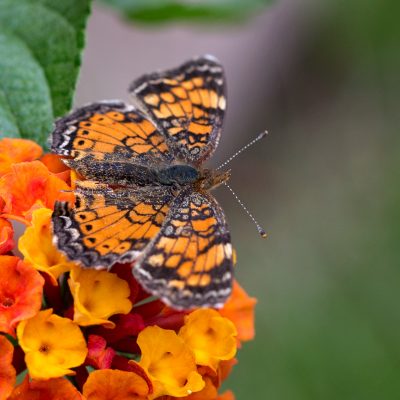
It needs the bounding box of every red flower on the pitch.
[86,335,116,370]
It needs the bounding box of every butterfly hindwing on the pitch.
[52,181,173,268]
[133,188,233,310]
[130,55,226,165]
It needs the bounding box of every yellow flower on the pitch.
[179,309,237,371]
[18,208,76,284]
[17,309,87,380]
[132,325,205,399]
[69,265,132,328]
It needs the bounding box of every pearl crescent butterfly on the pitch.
[51,55,234,310]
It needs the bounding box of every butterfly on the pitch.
[51,55,234,310]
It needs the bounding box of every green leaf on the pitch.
[100,0,273,24]
[0,0,91,146]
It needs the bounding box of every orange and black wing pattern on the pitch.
[133,189,233,310]
[51,100,172,164]
[130,55,226,165]
[52,181,173,268]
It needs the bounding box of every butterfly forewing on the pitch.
[51,100,173,164]
[130,55,226,165]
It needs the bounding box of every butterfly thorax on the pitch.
[156,165,230,191]
[156,164,199,185]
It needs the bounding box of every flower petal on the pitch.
[86,335,115,369]
[69,266,132,328]
[18,208,76,284]
[219,281,257,342]
[83,369,151,400]
[217,390,235,400]
[134,325,205,399]
[0,138,42,177]
[9,376,83,400]
[17,309,88,379]
[0,335,16,400]
[179,309,237,371]
[0,218,14,254]
[181,376,219,400]
[0,255,44,335]
[90,313,145,345]
[0,160,73,223]
[40,154,71,183]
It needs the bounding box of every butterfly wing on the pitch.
[130,55,226,165]
[133,188,233,310]
[51,100,172,161]
[52,181,173,268]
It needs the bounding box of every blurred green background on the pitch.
[75,0,400,398]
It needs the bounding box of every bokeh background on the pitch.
[75,1,400,398]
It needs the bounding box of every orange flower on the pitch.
[0,255,44,336]
[17,309,88,379]
[0,138,42,176]
[179,309,237,371]
[174,359,237,400]
[83,369,152,400]
[132,325,205,399]
[219,281,257,342]
[69,266,132,328]
[0,335,16,400]
[0,160,73,223]
[217,391,235,400]
[40,153,71,183]
[0,217,14,254]
[161,379,235,400]
[9,376,83,400]
[18,208,76,284]
[180,376,218,400]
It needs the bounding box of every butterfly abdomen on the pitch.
[67,156,199,187]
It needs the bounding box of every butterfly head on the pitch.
[198,168,231,191]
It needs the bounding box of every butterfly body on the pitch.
[51,56,234,310]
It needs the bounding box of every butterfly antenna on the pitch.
[216,130,268,171]
[223,182,267,238]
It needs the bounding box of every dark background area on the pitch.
[75,0,400,398]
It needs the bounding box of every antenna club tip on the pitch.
[259,229,268,238]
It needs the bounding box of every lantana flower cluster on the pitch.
[0,138,257,399]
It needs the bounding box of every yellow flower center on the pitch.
[39,343,50,354]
